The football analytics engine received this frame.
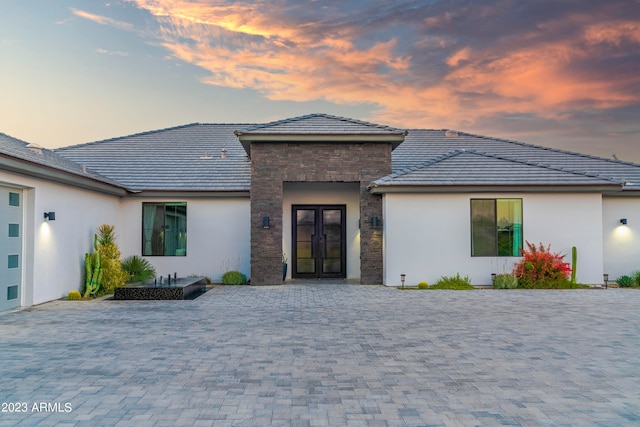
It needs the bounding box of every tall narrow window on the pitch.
[142,202,187,256]
[471,199,522,257]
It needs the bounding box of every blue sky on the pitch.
[1,0,639,162]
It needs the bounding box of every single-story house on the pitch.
[1,113,638,310]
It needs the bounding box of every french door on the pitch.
[292,205,346,279]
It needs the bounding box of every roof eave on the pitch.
[235,132,407,156]
[369,183,623,194]
[0,155,129,197]
[128,189,250,198]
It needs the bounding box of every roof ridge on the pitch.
[461,149,622,183]
[453,130,640,168]
[374,149,466,184]
[239,113,406,133]
[55,123,255,151]
[55,123,209,151]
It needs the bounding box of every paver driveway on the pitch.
[1,285,639,426]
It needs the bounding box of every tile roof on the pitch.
[237,113,406,135]
[2,115,637,194]
[0,132,122,188]
[56,124,252,192]
[388,130,640,191]
[373,149,620,189]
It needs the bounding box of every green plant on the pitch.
[417,281,429,289]
[617,275,635,288]
[632,271,640,287]
[121,255,156,283]
[571,246,577,285]
[84,224,127,296]
[513,241,572,289]
[430,274,474,290]
[222,270,247,285]
[84,234,102,298]
[67,290,82,300]
[493,273,518,289]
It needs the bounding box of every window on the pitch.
[142,202,187,256]
[471,199,522,257]
[9,192,19,207]
[8,224,19,238]
[8,254,19,269]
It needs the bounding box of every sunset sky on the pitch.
[1,0,639,161]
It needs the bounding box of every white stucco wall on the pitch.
[282,182,361,279]
[603,196,640,280]
[0,172,122,306]
[119,197,250,283]
[383,192,604,286]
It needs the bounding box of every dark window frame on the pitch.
[142,202,187,256]
[470,198,523,257]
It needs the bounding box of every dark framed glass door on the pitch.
[292,205,346,278]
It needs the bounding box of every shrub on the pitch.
[430,274,474,290]
[617,275,635,288]
[417,281,429,289]
[222,270,247,285]
[513,241,572,289]
[90,224,128,296]
[67,290,82,300]
[121,255,156,283]
[493,274,518,289]
[632,271,640,287]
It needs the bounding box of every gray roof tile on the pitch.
[0,132,122,187]
[374,149,619,187]
[56,124,252,192]
[3,115,635,194]
[389,130,640,190]
[237,113,406,135]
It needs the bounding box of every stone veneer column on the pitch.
[250,142,392,285]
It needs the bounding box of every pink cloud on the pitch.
[110,2,640,131]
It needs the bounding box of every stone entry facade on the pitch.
[235,115,406,285]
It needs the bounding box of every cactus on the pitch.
[571,246,577,285]
[84,243,102,298]
[67,290,81,300]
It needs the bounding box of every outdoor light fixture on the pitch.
[603,273,609,289]
[44,212,56,221]
[262,216,270,229]
[400,273,406,289]
[371,216,380,228]
[620,218,628,225]
[491,273,497,283]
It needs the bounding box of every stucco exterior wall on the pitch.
[0,171,122,306]
[602,197,640,280]
[119,197,250,283]
[383,192,604,286]
[282,182,361,280]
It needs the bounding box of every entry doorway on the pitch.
[292,205,346,278]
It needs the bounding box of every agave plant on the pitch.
[121,255,156,283]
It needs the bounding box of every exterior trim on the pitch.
[0,155,128,197]
[369,184,623,194]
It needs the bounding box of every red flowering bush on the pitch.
[513,241,572,288]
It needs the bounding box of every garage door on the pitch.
[0,186,22,311]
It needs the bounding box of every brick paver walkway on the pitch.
[1,285,639,426]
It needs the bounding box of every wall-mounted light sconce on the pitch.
[371,216,382,228]
[620,218,628,225]
[262,216,270,229]
[400,273,406,289]
[44,211,56,221]
[603,273,609,289]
